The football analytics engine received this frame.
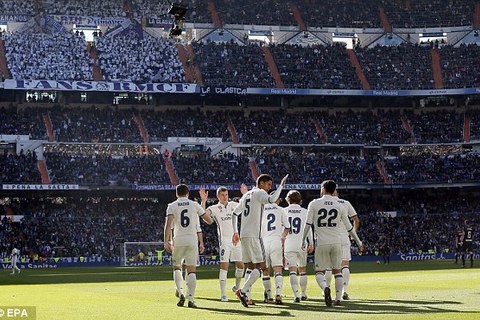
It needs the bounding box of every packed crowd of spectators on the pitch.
[0,107,47,140]
[95,34,185,83]
[172,150,251,184]
[49,106,142,143]
[43,0,126,17]
[4,32,93,81]
[231,110,322,144]
[270,43,362,89]
[381,0,477,28]
[1,0,478,30]
[383,151,480,184]
[356,43,434,90]
[44,152,170,185]
[299,0,381,28]
[205,0,295,26]
[319,109,412,145]
[440,44,480,89]
[126,0,476,29]
[192,40,275,88]
[1,191,478,259]
[0,0,35,15]
[0,106,469,145]
[141,108,232,142]
[1,198,166,260]
[252,147,384,184]
[0,150,41,184]
[409,110,464,143]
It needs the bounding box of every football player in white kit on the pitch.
[284,190,314,302]
[164,184,213,308]
[262,196,290,304]
[199,184,248,302]
[302,180,364,307]
[232,173,288,308]
[10,247,21,275]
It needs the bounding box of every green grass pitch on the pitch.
[1,260,479,320]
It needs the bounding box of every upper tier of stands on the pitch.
[2,0,476,28]
[4,33,480,89]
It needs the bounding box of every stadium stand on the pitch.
[440,44,480,89]
[192,40,275,88]
[4,33,93,81]
[43,0,126,17]
[49,106,142,143]
[269,43,362,89]
[95,34,185,82]
[355,43,434,90]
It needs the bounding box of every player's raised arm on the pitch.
[199,187,208,209]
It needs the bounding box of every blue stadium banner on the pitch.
[2,184,79,190]
[247,87,480,96]
[4,80,197,94]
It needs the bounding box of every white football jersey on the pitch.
[263,203,290,240]
[336,198,358,234]
[306,195,353,245]
[12,248,19,256]
[167,197,205,247]
[208,201,238,245]
[234,187,274,238]
[284,204,309,252]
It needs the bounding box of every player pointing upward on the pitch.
[232,173,288,307]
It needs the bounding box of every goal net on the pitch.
[121,241,166,266]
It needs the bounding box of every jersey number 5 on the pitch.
[243,198,251,217]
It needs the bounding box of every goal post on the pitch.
[121,241,165,266]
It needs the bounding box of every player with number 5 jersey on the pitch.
[232,174,288,307]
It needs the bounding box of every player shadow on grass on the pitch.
[288,298,475,315]
[198,296,477,316]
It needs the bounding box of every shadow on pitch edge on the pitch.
[198,296,478,315]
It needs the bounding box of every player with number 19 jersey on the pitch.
[284,204,309,254]
[167,197,206,247]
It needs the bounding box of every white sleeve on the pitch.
[282,210,290,228]
[346,201,358,218]
[306,202,314,226]
[233,195,246,216]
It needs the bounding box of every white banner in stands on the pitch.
[4,80,197,93]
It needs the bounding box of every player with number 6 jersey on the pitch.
[164,184,213,308]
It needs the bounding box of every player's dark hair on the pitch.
[286,190,302,204]
[256,174,273,186]
[176,184,189,197]
[321,180,337,194]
